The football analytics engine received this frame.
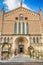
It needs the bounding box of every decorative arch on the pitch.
[15,37,28,44]
[14,37,29,55]
[1,42,12,60]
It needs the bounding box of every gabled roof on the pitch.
[4,7,39,16]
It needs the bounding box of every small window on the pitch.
[7,37,9,42]
[33,37,35,43]
[22,22,24,34]
[26,23,29,34]
[36,37,39,43]
[0,37,3,42]
[19,16,23,21]
[19,14,24,21]
[18,23,21,34]
[14,23,17,34]
[25,17,28,20]
[15,17,18,20]
[4,37,6,42]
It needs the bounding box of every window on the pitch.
[33,37,35,43]
[0,37,3,42]
[1,37,3,43]
[4,37,6,42]
[18,23,21,34]
[25,17,28,20]
[26,23,29,34]
[7,37,9,42]
[36,37,39,43]
[14,22,29,34]
[14,23,17,34]
[22,22,24,34]
[15,17,18,20]
[19,15,23,21]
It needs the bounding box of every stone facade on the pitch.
[0,7,43,61]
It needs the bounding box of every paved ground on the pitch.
[0,62,43,65]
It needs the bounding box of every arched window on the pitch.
[4,37,6,42]
[22,22,24,34]
[19,15,24,21]
[14,23,17,34]
[26,23,29,34]
[7,37,9,42]
[36,37,39,43]
[0,37,3,43]
[33,37,35,43]
[18,23,21,34]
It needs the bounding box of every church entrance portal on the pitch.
[15,37,28,55]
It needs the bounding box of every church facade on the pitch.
[0,6,43,61]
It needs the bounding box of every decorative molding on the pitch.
[1,34,42,36]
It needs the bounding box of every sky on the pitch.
[0,0,43,13]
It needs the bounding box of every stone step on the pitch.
[0,55,43,62]
[10,56,34,62]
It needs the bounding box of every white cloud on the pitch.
[23,3,31,10]
[3,0,31,11]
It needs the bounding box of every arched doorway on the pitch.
[15,37,28,55]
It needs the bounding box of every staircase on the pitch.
[0,54,43,62]
[10,56,31,62]
[9,54,43,62]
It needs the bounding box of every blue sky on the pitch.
[0,0,43,13]
[24,0,43,12]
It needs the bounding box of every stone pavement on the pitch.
[0,62,43,65]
